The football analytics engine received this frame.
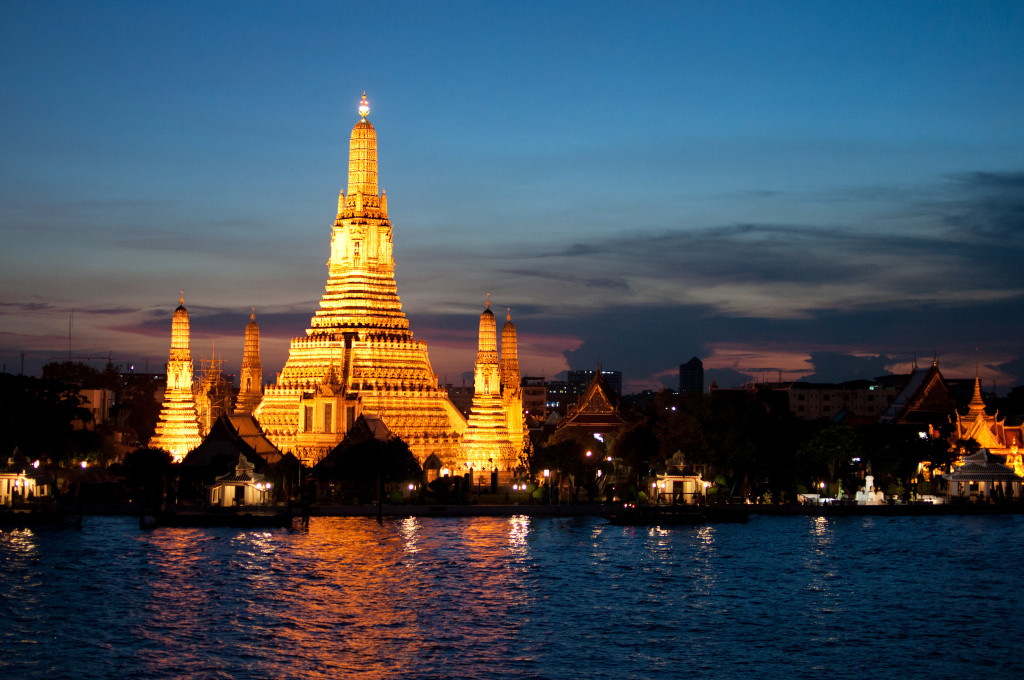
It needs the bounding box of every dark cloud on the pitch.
[937,171,1024,240]
[801,352,896,383]
[0,301,59,313]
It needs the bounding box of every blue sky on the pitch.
[2,1,1023,393]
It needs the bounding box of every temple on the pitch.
[234,309,263,415]
[255,94,466,465]
[460,298,519,471]
[150,292,203,462]
[953,374,1024,475]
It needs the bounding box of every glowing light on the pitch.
[358,91,370,118]
[585,450,592,458]
[80,461,87,469]
[543,469,550,478]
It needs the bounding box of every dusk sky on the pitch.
[3,1,1023,394]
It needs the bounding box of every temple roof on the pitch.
[944,449,1021,482]
[555,370,625,433]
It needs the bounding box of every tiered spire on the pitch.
[254,94,465,465]
[461,296,515,470]
[235,308,263,415]
[150,292,202,461]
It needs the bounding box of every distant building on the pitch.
[445,383,474,418]
[521,376,547,418]
[679,357,704,394]
[545,380,574,416]
[568,370,621,397]
[553,370,626,441]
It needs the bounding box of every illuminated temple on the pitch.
[953,374,1024,475]
[150,292,202,462]
[254,94,466,465]
[460,299,521,471]
[233,310,263,415]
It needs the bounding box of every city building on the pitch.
[521,376,547,418]
[679,357,704,394]
[149,292,202,462]
[254,95,465,465]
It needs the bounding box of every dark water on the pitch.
[2,514,1021,679]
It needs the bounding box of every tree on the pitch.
[796,424,865,489]
[316,437,422,500]
[0,373,87,466]
[121,447,173,507]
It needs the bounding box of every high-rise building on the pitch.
[679,357,704,394]
[255,94,466,465]
[150,292,202,462]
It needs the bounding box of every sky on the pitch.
[2,1,1023,394]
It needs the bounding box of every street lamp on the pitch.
[543,469,551,505]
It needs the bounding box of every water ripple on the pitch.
[2,515,1024,678]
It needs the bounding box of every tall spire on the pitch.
[236,308,263,415]
[150,292,202,462]
[254,96,466,465]
[345,91,378,205]
[476,298,498,369]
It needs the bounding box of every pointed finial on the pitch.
[250,306,255,321]
[485,292,491,309]
[179,290,184,305]
[506,306,511,322]
[358,91,370,118]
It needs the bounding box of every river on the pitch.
[1,514,1020,678]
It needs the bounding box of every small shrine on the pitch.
[944,449,1022,501]
[209,453,272,507]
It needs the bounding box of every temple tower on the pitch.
[234,309,263,414]
[255,94,466,465]
[150,292,202,462]
[460,297,516,471]
[500,308,525,454]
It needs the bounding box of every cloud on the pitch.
[801,352,898,383]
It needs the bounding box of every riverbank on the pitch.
[63,500,1024,521]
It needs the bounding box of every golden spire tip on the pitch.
[358,92,370,118]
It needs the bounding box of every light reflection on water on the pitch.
[2,514,1023,679]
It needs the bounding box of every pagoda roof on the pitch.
[555,370,625,433]
[944,449,1022,482]
[880,363,955,426]
[182,413,298,474]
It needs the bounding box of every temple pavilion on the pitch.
[953,375,1024,475]
[254,94,466,466]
